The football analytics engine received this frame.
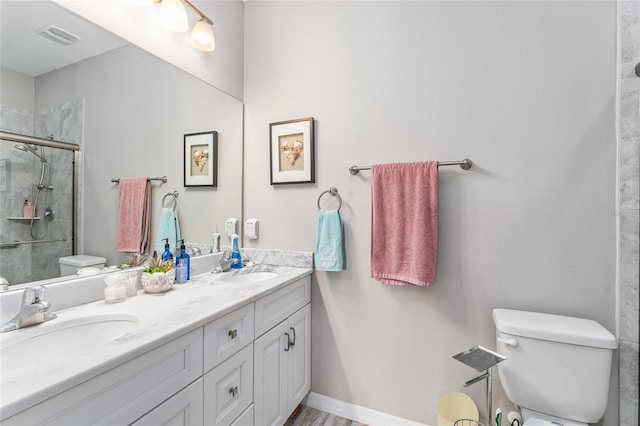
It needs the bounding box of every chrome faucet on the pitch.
[0,286,57,332]
[188,246,202,257]
[212,250,233,273]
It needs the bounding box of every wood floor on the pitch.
[285,405,368,426]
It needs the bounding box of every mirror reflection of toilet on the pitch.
[493,309,617,426]
[59,255,107,276]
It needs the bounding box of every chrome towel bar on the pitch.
[111,176,167,183]
[349,159,473,175]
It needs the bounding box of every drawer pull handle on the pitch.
[229,386,239,397]
[289,327,296,346]
[228,329,238,339]
[284,332,291,351]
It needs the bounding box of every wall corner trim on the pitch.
[303,392,429,426]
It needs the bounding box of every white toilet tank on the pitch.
[492,309,616,424]
[59,255,107,276]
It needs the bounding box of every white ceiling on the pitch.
[0,0,128,77]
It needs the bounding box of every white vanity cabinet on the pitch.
[254,278,311,426]
[1,272,312,426]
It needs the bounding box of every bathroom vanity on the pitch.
[0,264,312,426]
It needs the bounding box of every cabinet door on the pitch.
[287,304,311,414]
[253,321,289,426]
[131,378,203,426]
[3,329,203,426]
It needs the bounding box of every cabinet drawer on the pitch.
[4,329,203,426]
[204,343,253,426]
[131,378,204,426]
[230,404,254,426]
[204,303,254,372]
[254,276,311,337]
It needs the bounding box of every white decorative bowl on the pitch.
[141,270,175,294]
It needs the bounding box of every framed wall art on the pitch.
[184,131,218,187]
[270,117,315,185]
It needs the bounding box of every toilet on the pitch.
[59,255,107,276]
[492,309,617,426]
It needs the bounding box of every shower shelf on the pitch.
[6,217,41,220]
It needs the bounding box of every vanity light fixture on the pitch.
[152,0,215,52]
[159,0,188,32]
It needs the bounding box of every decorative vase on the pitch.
[141,270,175,294]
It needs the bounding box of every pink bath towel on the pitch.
[371,161,438,287]
[116,177,151,254]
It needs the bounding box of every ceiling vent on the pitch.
[37,25,81,46]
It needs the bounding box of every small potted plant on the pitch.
[117,253,148,269]
[141,256,175,294]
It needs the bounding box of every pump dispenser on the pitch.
[161,238,172,261]
[175,239,191,282]
[230,234,243,270]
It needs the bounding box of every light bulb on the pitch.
[160,0,188,32]
[190,19,215,52]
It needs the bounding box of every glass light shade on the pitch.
[190,19,215,52]
[160,0,188,32]
[129,0,153,6]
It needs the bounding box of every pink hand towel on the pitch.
[116,177,151,254]
[371,161,438,287]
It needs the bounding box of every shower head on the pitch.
[14,143,47,162]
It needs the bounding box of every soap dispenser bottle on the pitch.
[161,238,172,261]
[175,239,191,283]
[230,234,243,270]
[23,200,34,218]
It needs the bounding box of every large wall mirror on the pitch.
[0,0,243,287]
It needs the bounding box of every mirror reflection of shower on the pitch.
[13,142,55,239]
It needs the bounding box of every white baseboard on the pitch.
[303,392,428,426]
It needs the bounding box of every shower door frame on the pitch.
[0,131,79,256]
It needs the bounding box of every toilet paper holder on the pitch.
[453,345,507,426]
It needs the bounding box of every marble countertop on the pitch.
[0,265,312,420]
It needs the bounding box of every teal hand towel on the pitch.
[156,207,181,254]
[315,209,344,271]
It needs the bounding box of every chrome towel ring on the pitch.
[162,191,179,209]
[317,187,342,211]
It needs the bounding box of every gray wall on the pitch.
[244,1,618,425]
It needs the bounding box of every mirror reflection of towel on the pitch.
[156,207,181,255]
[115,177,151,254]
[314,209,344,271]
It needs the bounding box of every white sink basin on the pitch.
[0,313,138,373]
[221,271,278,283]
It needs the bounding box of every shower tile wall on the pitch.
[0,99,81,285]
[32,99,82,281]
[0,106,35,284]
[618,2,639,426]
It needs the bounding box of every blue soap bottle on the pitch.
[175,239,190,282]
[230,234,243,270]
[161,238,172,261]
